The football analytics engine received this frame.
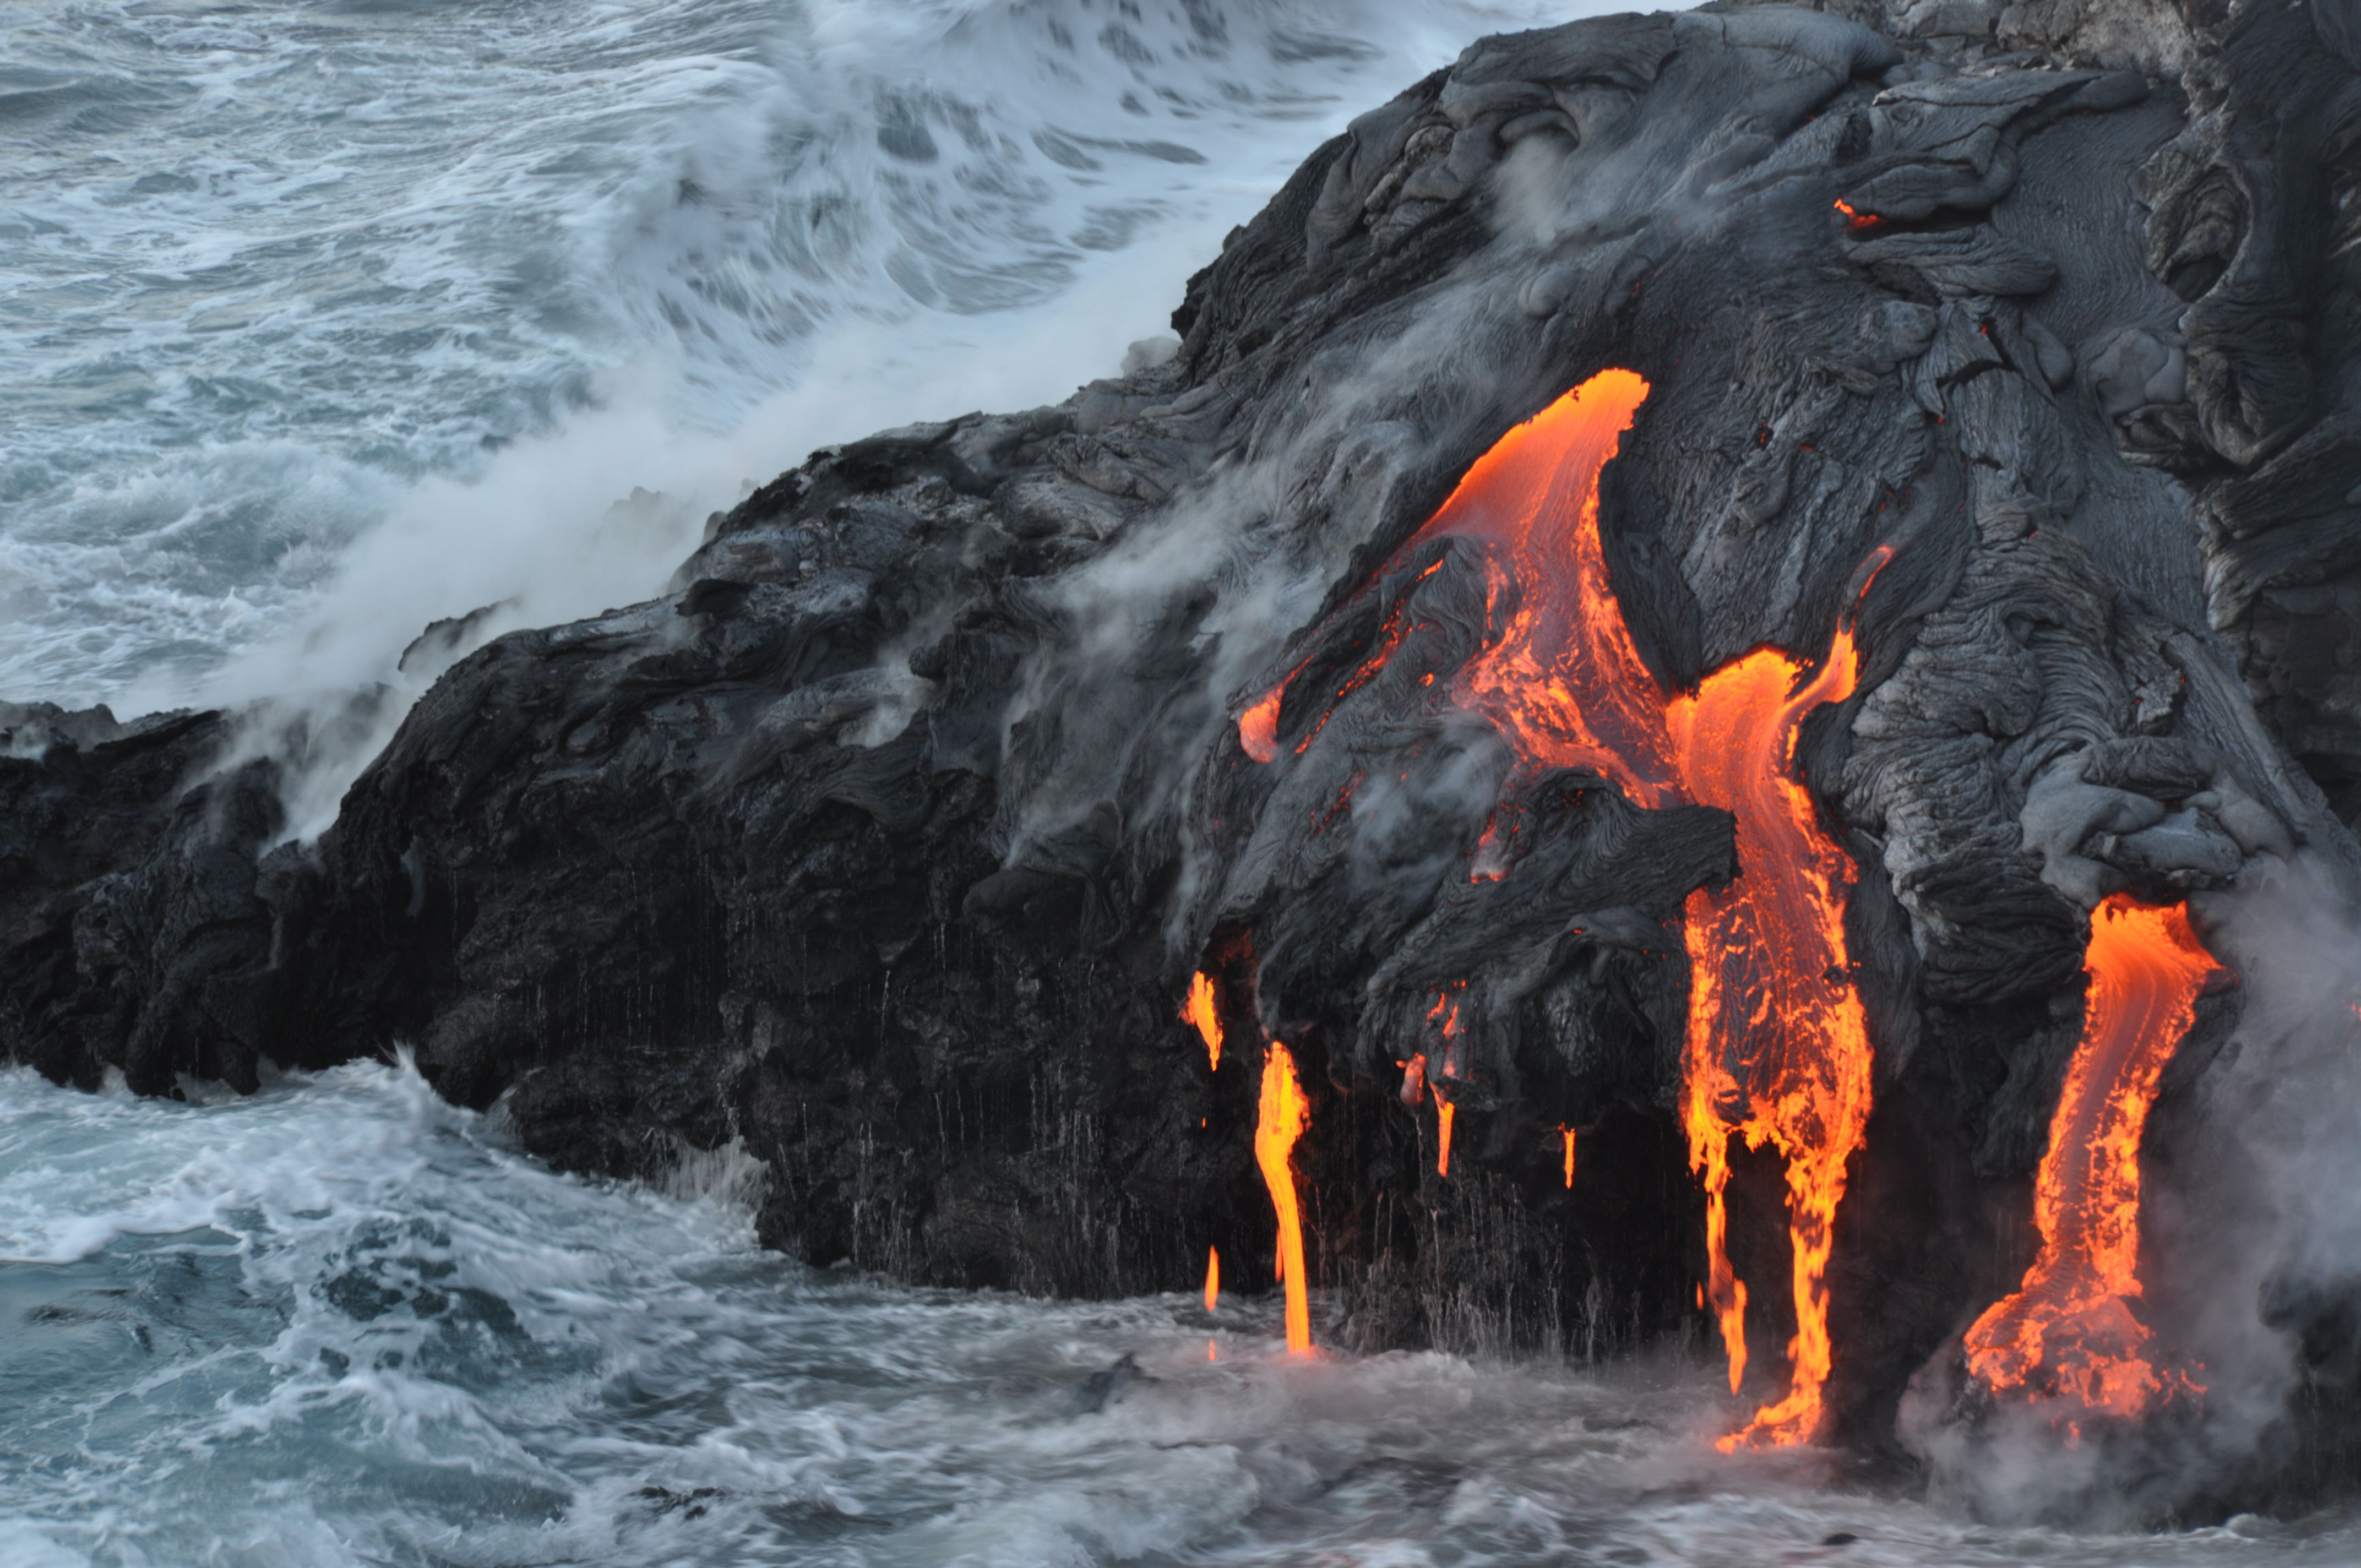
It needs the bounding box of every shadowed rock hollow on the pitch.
[12,0,2361,1519]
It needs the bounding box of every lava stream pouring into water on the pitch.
[1412,369,1675,803]
[1962,895,2216,1417]
[1255,1042,1313,1355]
[1233,369,1884,1432]
[1668,625,1878,1450]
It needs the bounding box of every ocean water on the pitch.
[10,1058,2361,1568]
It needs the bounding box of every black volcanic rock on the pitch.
[10,0,2361,1515]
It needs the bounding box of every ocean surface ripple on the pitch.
[10,1059,2358,1566]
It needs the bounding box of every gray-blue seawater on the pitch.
[8,3,2361,1564]
[15,1059,2361,1568]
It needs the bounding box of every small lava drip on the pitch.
[1562,1127,1577,1189]
[1669,619,1879,1450]
[1962,895,2215,1418]
[1205,1245,1220,1314]
[1184,971,1222,1069]
[1833,198,1882,231]
[1239,689,1284,765]
[1255,1043,1313,1355]
[1436,1098,1455,1178]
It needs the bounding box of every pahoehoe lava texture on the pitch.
[12,0,2361,1510]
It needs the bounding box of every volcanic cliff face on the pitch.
[12,0,2361,1516]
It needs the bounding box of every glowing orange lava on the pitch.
[1239,690,1283,764]
[1562,1127,1577,1188]
[1255,1042,1313,1354]
[1834,199,1881,231]
[1668,629,1876,1449]
[1184,971,1223,1069]
[1205,1246,1221,1314]
[1962,896,2214,1418]
[1413,368,1875,1444]
[1409,368,1677,805]
[1436,1098,1456,1178]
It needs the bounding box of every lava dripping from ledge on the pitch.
[1962,895,2216,1418]
[1255,1041,1313,1355]
[1669,630,1878,1449]
[1232,369,1886,1437]
[1183,971,1222,1069]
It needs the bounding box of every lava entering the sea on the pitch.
[1233,368,1885,1439]
[1669,628,1878,1449]
[1961,895,2215,1418]
[1255,1042,1314,1355]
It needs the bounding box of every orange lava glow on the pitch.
[1245,367,1890,1438]
[1184,971,1223,1070]
[1962,896,2214,1418]
[1405,368,1677,806]
[1669,629,1876,1449]
[1205,1246,1221,1314]
[1437,1098,1456,1177]
[1240,689,1283,764]
[1404,368,1875,1444]
[1834,199,1880,231]
[1562,1126,1577,1188]
[1255,1042,1314,1354]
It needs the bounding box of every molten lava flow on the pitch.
[1205,1245,1221,1313]
[1234,373,1669,790]
[1562,1127,1577,1189]
[1668,627,1876,1449]
[1255,1042,1313,1355]
[1436,1098,1455,1178]
[1184,971,1223,1069]
[1407,369,1677,805]
[1239,560,1445,763]
[1962,896,2214,1417]
[1239,690,1283,764]
[1238,367,1891,1435]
